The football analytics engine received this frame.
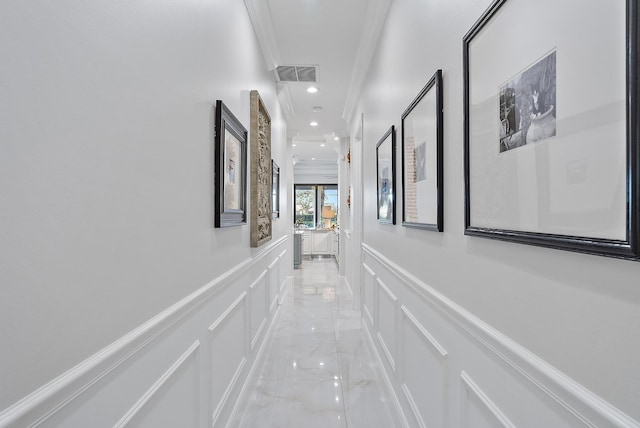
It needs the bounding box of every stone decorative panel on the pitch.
[249,90,272,247]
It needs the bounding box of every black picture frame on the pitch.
[272,159,280,219]
[376,126,396,224]
[401,69,443,232]
[463,0,639,260]
[214,100,247,228]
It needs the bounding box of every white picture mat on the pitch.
[404,88,438,224]
[378,135,393,220]
[224,129,241,211]
[468,0,627,240]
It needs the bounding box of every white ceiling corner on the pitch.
[342,0,394,125]
[276,82,295,121]
[243,0,281,70]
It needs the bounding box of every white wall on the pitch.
[349,0,640,425]
[0,0,290,423]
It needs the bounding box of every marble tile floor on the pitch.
[234,257,397,428]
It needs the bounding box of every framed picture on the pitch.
[401,69,443,231]
[272,159,280,219]
[249,90,273,247]
[376,126,396,224]
[214,100,247,228]
[463,0,639,260]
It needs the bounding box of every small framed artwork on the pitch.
[272,160,280,219]
[214,100,247,228]
[463,0,639,260]
[249,90,273,247]
[401,69,443,231]
[376,126,396,224]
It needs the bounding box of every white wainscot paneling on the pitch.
[115,342,201,428]
[209,292,248,427]
[460,371,515,428]
[0,237,287,428]
[376,277,397,372]
[268,256,280,314]
[249,271,268,351]
[278,249,287,295]
[361,243,640,428]
[400,306,448,428]
[362,263,375,327]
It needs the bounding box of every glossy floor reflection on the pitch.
[235,257,396,428]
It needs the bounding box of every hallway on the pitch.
[235,258,396,427]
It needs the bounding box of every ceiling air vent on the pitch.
[275,65,319,83]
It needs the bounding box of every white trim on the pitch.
[226,295,284,427]
[115,341,201,427]
[248,270,268,291]
[361,243,640,428]
[401,305,448,359]
[460,371,516,428]
[363,322,409,428]
[400,304,448,428]
[211,358,248,427]
[342,0,394,124]
[242,0,281,70]
[208,293,248,334]
[375,277,397,372]
[401,384,427,428]
[276,83,295,122]
[376,277,397,303]
[377,332,396,373]
[363,304,374,327]
[251,319,267,351]
[363,262,376,278]
[267,258,279,271]
[0,237,287,427]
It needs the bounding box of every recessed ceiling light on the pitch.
[310,121,318,127]
[320,143,325,147]
[307,86,318,93]
[312,157,316,160]
[292,143,296,147]
[334,136,339,141]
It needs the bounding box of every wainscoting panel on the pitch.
[460,371,515,428]
[267,257,280,314]
[209,293,248,426]
[249,271,268,351]
[278,249,288,296]
[0,237,288,428]
[116,342,201,428]
[360,243,640,428]
[400,306,447,428]
[376,277,398,373]
[362,263,376,328]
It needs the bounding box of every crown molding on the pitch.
[342,0,394,125]
[276,82,295,121]
[243,0,281,71]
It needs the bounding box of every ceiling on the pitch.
[244,0,392,165]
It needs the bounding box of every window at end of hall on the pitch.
[295,184,338,229]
